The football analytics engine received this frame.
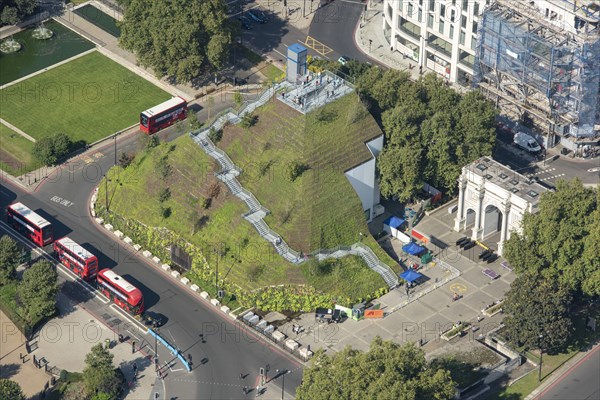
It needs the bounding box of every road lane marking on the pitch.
[50,195,75,208]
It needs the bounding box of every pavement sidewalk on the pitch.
[0,310,50,399]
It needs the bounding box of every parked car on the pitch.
[237,16,252,30]
[246,10,267,24]
[513,131,542,154]
[315,308,342,324]
[337,56,349,65]
[247,9,267,23]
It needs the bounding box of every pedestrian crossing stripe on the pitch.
[94,152,103,159]
[83,157,93,164]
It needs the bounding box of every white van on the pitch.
[513,132,542,154]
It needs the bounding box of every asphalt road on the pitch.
[0,124,303,399]
[538,345,600,400]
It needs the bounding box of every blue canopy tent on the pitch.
[402,242,426,256]
[400,269,423,283]
[383,216,410,242]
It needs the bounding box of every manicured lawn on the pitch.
[0,51,170,144]
[301,256,386,304]
[238,46,283,82]
[0,124,37,175]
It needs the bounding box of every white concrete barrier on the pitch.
[248,315,259,325]
[171,270,180,279]
[272,331,286,342]
[299,347,313,359]
[243,312,255,322]
[142,250,152,258]
[114,230,124,239]
[210,298,220,307]
[124,237,133,245]
[104,224,113,231]
[161,264,171,272]
[190,284,200,292]
[256,320,267,329]
[264,325,275,334]
[95,218,104,224]
[229,312,238,320]
[133,244,141,251]
[285,339,299,351]
[152,256,161,264]
[220,305,230,314]
[181,277,190,285]
[91,209,96,217]
[200,291,209,299]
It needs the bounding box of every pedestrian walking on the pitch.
[243,386,248,395]
[239,372,244,380]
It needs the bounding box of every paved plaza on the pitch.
[281,201,512,355]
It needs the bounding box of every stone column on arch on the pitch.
[498,201,511,255]
[453,175,467,232]
[471,188,484,240]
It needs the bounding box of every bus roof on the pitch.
[99,269,137,293]
[9,202,51,228]
[141,97,186,117]
[56,237,95,260]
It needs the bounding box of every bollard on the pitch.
[51,376,56,386]
[33,354,38,368]
[132,341,136,354]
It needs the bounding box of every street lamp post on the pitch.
[104,175,109,212]
[154,324,160,373]
[538,334,544,382]
[114,134,117,166]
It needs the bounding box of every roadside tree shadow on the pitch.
[0,363,21,379]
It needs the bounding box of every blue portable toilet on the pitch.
[286,43,307,83]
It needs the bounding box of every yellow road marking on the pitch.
[94,152,103,159]
[304,36,333,56]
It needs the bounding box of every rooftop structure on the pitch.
[454,156,552,255]
[474,0,600,148]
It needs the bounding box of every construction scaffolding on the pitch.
[473,1,600,144]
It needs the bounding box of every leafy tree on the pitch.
[156,156,171,179]
[146,135,160,149]
[239,112,257,129]
[503,273,573,351]
[0,0,36,25]
[186,109,201,131]
[503,180,598,295]
[158,187,171,202]
[286,160,308,182]
[119,0,231,83]
[233,90,244,110]
[297,338,455,400]
[32,132,73,166]
[378,144,423,203]
[83,344,120,398]
[208,127,222,143]
[118,152,133,168]
[0,379,24,400]
[16,260,58,325]
[0,235,20,285]
[1,6,18,25]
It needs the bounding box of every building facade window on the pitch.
[440,19,445,34]
[462,15,467,28]
[460,30,466,45]
[428,14,434,28]
[450,25,454,38]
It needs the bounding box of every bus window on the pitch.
[42,226,53,243]
[140,114,149,127]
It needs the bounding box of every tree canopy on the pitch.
[83,344,121,398]
[356,70,496,202]
[297,337,456,400]
[0,235,21,285]
[0,0,36,26]
[503,272,573,351]
[503,180,599,296]
[118,0,231,83]
[32,132,72,166]
[16,260,58,325]
[0,379,24,400]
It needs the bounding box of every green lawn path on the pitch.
[0,124,37,175]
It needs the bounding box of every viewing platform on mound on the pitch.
[277,70,355,114]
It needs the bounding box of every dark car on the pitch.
[247,9,267,23]
[238,16,252,30]
[315,308,342,324]
[143,311,168,328]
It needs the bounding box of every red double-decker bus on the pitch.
[54,237,98,280]
[6,202,53,246]
[97,269,144,315]
[140,97,187,134]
